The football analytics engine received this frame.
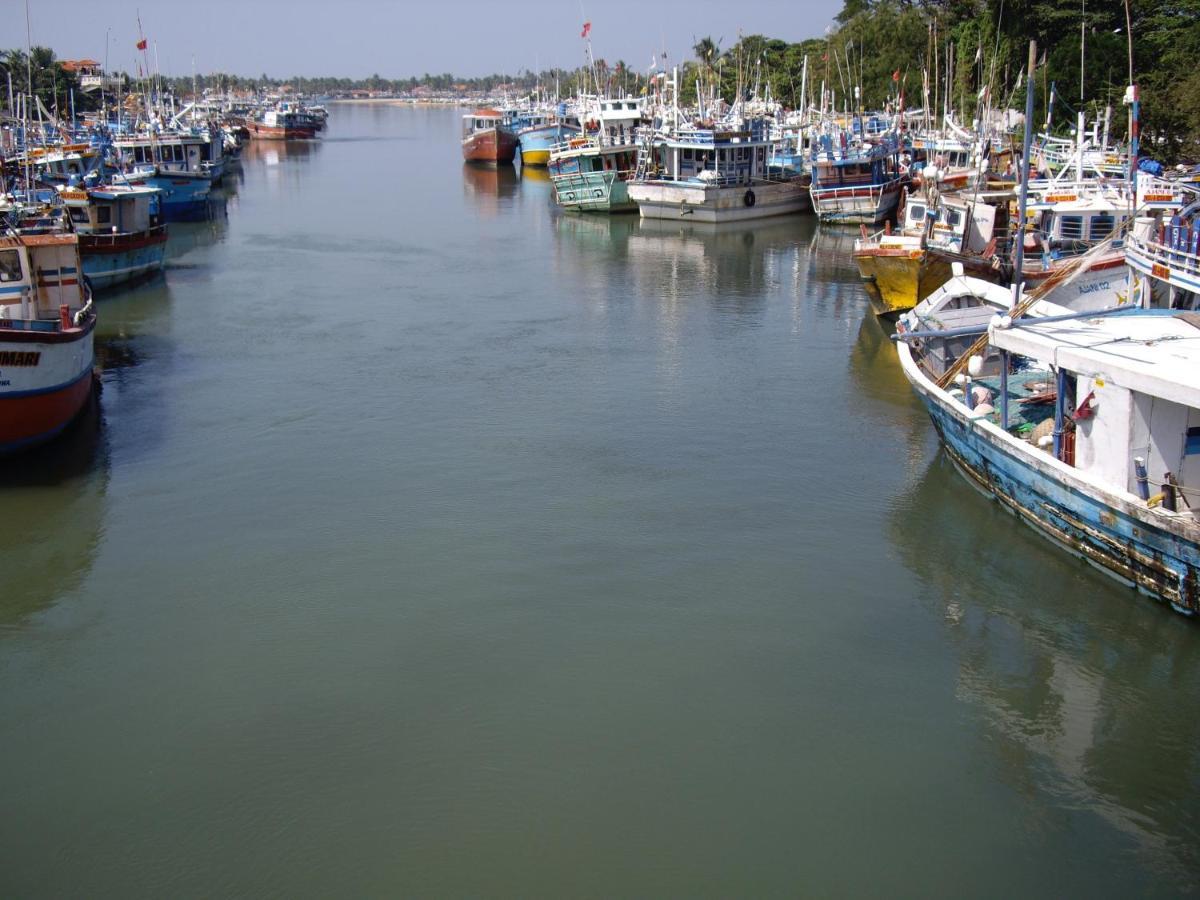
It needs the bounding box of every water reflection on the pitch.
[0,391,108,628]
[891,454,1200,890]
[518,164,550,184]
[626,216,811,314]
[461,163,518,216]
[239,138,321,167]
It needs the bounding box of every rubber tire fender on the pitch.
[744,189,756,207]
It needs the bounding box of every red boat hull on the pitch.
[462,128,517,163]
[247,122,316,141]
[0,318,97,454]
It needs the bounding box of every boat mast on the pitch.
[1012,40,1038,311]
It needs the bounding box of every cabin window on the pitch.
[945,209,962,227]
[1060,216,1084,241]
[0,249,21,282]
[683,148,693,161]
[909,204,926,221]
[1090,215,1115,240]
[68,207,88,224]
[96,206,112,224]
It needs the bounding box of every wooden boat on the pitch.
[0,231,97,454]
[854,188,1010,317]
[628,118,810,223]
[808,123,906,224]
[59,184,168,291]
[461,109,518,164]
[247,108,316,141]
[896,275,1200,617]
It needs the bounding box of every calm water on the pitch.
[3,105,1199,897]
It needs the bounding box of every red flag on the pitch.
[136,38,147,50]
[581,21,591,38]
[892,69,900,82]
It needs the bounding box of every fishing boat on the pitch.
[808,123,906,224]
[549,138,638,212]
[896,278,1200,616]
[247,108,316,141]
[58,184,168,291]
[0,229,97,454]
[461,109,518,164]
[547,98,645,213]
[516,109,580,167]
[854,187,1010,317]
[1122,181,1200,310]
[628,118,809,223]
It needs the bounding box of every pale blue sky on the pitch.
[22,0,841,79]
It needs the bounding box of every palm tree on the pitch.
[693,36,721,98]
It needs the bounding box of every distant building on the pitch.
[61,59,125,93]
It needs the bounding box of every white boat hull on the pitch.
[628,180,809,223]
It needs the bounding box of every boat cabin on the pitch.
[463,109,512,138]
[991,311,1200,515]
[647,120,773,186]
[810,132,902,189]
[590,99,644,146]
[59,184,163,236]
[900,194,1001,254]
[0,233,89,325]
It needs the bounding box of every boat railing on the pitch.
[1127,233,1200,278]
[81,223,168,247]
[811,181,885,200]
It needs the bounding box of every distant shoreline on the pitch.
[327,98,476,107]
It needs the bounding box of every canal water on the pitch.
[2,105,1198,897]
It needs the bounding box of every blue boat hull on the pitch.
[518,123,580,166]
[911,374,1200,616]
[82,243,168,291]
[127,173,211,222]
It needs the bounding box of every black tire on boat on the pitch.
[744,189,756,207]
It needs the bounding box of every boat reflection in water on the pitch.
[891,453,1200,891]
[0,392,108,628]
[625,216,814,315]
[518,164,551,184]
[461,162,519,217]
[239,137,320,167]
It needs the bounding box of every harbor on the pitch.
[4,8,1200,897]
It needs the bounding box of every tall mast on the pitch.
[1012,41,1038,311]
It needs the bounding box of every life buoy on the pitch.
[744,189,756,208]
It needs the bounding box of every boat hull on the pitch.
[518,123,580,167]
[0,321,96,454]
[628,179,810,223]
[462,127,518,164]
[125,173,211,222]
[551,171,636,213]
[854,248,1002,318]
[811,180,903,224]
[80,228,169,291]
[898,342,1200,616]
[247,122,316,140]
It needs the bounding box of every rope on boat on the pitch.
[934,214,1137,392]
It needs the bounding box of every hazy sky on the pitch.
[22,0,842,80]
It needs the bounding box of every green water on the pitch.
[1,105,1198,897]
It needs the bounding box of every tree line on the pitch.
[3,0,1196,161]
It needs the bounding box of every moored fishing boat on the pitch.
[854,187,1010,317]
[548,137,638,212]
[247,108,316,141]
[809,124,905,224]
[628,118,809,223]
[58,184,168,291]
[516,110,580,166]
[462,109,518,164]
[0,230,96,454]
[896,285,1200,617]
